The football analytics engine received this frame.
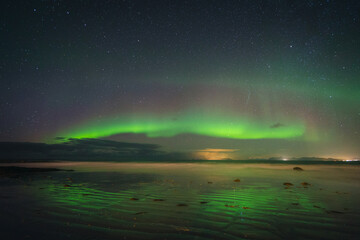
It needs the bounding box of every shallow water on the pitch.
[0,162,359,240]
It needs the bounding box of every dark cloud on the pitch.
[270,123,285,128]
[0,138,349,162]
[0,138,188,162]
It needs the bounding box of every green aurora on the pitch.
[55,112,305,141]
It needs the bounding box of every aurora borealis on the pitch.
[1,0,360,160]
[57,111,305,140]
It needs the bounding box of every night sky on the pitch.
[1,0,359,160]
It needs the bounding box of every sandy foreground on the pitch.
[0,162,359,240]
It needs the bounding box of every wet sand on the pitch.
[0,162,359,240]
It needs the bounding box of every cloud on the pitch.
[270,123,286,128]
[0,138,345,162]
[0,138,188,162]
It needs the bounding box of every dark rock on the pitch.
[326,210,344,214]
[293,167,303,171]
[175,227,190,232]
[177,203,188,207]
[153,199,164,201]
[283,182,293,186]
[0,166,73,178]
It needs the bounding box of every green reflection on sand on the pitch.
[36,177,324,231]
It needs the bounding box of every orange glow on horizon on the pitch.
[195,148,238,160]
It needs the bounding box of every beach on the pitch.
[0,162,359,240]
